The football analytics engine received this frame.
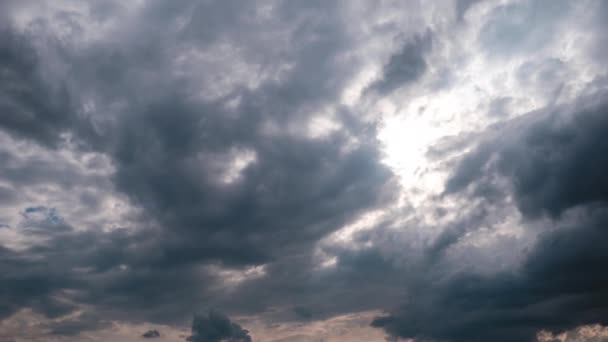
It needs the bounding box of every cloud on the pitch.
[478,0,572,57]
[373,209,608,342]
[293,306,313,320]
[0,26,77,147]
[0,1,607,341]
[142,329,161,338]
[446,90,608,218]
[455,0,483,22]
[372,90,608,341]
[187,310,251,342]
[367,31,433,95]
[0,243,77,321]
[0,0,400,331]
[48,312,111,337]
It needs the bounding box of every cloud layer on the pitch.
[0,1,607,341]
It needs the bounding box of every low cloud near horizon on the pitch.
[1,1,608,341]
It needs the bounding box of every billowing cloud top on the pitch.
[0,1,607,342]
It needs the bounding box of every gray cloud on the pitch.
[187,311,251,342]
[0,243,77,320]
[48,312,111,337]
[373,208,608,342]
[373,90,608,341]
[455,0,483,22]
[0,0,398,333]
[0,27,75,147]
[446,90,608,218]
[142,329,161,338]
[367,31,433,95]
[1,1,608,340]
[478,0,571,57]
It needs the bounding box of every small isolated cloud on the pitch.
[142,329,161,338]
[186,311,251,342]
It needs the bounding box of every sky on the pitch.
[0,0,608,341]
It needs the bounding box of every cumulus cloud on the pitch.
[142,329,161,338]
[187,311,251,342]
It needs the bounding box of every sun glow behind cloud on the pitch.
[379,113,441,191]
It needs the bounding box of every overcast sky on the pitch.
[1,1,608,341]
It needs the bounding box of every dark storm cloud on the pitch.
[367,31,433,95]
[425,205,493,262]
[75,2,398,324]
[373,209,608,342]
[0,209,151,324]
[0,0,398,334]
[0,243,77,320]
[373,90,608,341]
[187,311,251,342]
[0,27,75,147]
[107,99,392,268]
[142,329,161,338]
[446,90,608,218]
[3,0,606,340]
[0,184,87,319]
[66,0,394,269]
[214,230,408,323]
[0,209,214,328]
[293,306,313,320]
